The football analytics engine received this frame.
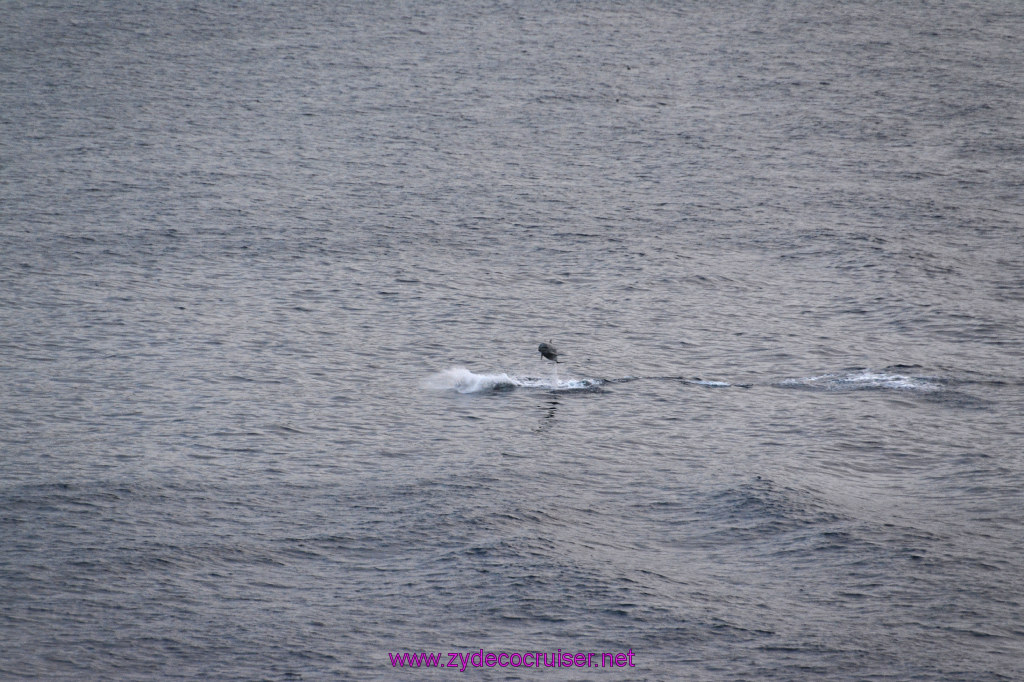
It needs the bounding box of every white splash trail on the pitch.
[423,366,600,394]
[779,370,940,392]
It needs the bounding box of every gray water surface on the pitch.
[2,1,1023,679]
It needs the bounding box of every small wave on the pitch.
[778,369,940,392]
[423,366,602,394]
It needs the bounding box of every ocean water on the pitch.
[2,1,1023,679]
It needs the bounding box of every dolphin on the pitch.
[538,341,560,363]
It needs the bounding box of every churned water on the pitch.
[2,1,1023,679]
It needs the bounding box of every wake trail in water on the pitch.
[776,368,943,393]
[423,366,602,394]
[424,366,948,395]
[422,367,733,394]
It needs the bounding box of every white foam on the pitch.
[423,366,600,394]
[781,370,939,392]
[422,366,516,393]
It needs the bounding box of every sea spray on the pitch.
[422,366,517,393]
[424,367,602,393]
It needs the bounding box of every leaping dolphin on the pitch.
[538,341,560,363]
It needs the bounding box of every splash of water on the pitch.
[423,366,600,394]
